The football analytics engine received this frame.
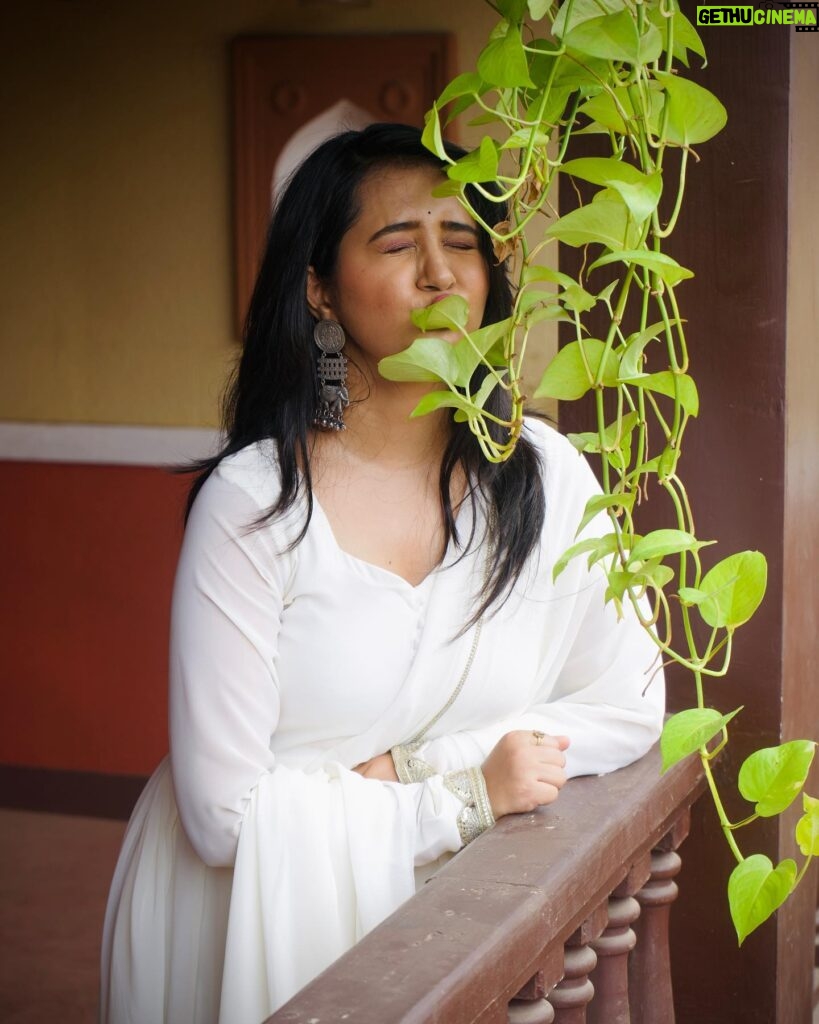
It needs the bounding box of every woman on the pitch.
[100,123,664,1024]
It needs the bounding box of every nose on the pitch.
[416,247,456,292]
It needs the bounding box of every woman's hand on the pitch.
[352,752,399,782]
[482,730,569,819]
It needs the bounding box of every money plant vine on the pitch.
[378,0,818,944]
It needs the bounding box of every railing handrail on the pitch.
[268,745,706,1024]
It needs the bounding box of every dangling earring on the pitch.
[312,319,349,431]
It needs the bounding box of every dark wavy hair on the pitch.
[187,122,545,624]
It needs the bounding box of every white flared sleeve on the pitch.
[169,460,463,869]
[170,460,466,1019]
[419,423,665,780]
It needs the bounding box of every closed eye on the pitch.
[381,242,415,254]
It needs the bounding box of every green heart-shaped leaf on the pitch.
[527,0,553,18]
[646,7,705,65]
[696,551,768,629]
[534,339,619,400]
[448,136,500,183]
[560,283,597,313]
[496,0,528,20]
[654,71,728,146]
[575,491,636,537]
[547,194,641,251]
[629,529,712,565]
[411,294,469,332]
[618,321,674,380]
[590,249,693,288]
[795,793,819,857]
[660,706,741,772]
[378,337,459,384]
[478,20,535,87]
[552,0,623,37]
[522,265,576,288]
[552,532,620,582]
[380,312,510,389]
[564,9,663,65]
[619,370,699,417]
[728,855,796,945]
[567,411,639,465]
[437,72,485,109]
[738,740,816,817]
[410,389,477,419]
[578,87,664,137]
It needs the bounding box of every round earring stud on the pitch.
[314,319,346,354]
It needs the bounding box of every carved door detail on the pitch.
[232,33,454,333]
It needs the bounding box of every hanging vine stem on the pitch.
[378,0,819,945]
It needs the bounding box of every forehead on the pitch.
[351,163,475,229]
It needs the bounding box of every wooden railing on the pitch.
[267,745,706,1024]
[814,886,819,1011]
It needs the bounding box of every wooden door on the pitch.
[232,33,454,334]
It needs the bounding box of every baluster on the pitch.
[586,854,649,1024]
[508,995,555,1024]
[547,942,597,1024]
[628,815,688,1024]
[586,895,641,1024]
[814,904,818,968]
[508,947,564,1024]
[814,906,819,1007]
[546,904,606,1024]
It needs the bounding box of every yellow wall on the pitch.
[1,0,512,428]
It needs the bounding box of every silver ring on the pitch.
[532,730,545,745]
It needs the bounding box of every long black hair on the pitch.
[188,123,545,624]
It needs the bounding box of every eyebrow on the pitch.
[367,220,480,243]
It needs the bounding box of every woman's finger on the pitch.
[532,781,561,807]
[534,747,566,769]
[536,764,567,789]
[529,731,570,750]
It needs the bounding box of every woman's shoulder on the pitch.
[186,439,308,555]
[521,414,587,473]
[521,413,600,510]
[214,439,282,503]
[213,438,282,489]
[190,440,291,525]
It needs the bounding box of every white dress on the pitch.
[100,418,664,1024]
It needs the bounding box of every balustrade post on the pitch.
[547,943,597,1024]
[546,904,606,1024]
[586,896,641,1024]
[628,813,689,1024]
[508,995,555,1024]
[814,905,819,1007]
[586,853,649,1024]
[508,948,564,1024]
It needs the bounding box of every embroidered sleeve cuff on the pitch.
[391,742,437,785]
[442,766,495,846]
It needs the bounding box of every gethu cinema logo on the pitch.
[696,4,818,24]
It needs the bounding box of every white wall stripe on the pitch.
[0,422,221,467]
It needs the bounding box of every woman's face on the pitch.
[307,164,490,374]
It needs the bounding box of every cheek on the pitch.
[335,263,397,313]
[331,272,408,348]
[468,268,491,326]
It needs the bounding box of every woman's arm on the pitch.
[408,422,665,781]
[416,588,663,779]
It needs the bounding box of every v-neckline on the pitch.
[310,493,451,592]
[309,486,480,592]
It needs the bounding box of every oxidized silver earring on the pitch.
[312,319,349,431]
